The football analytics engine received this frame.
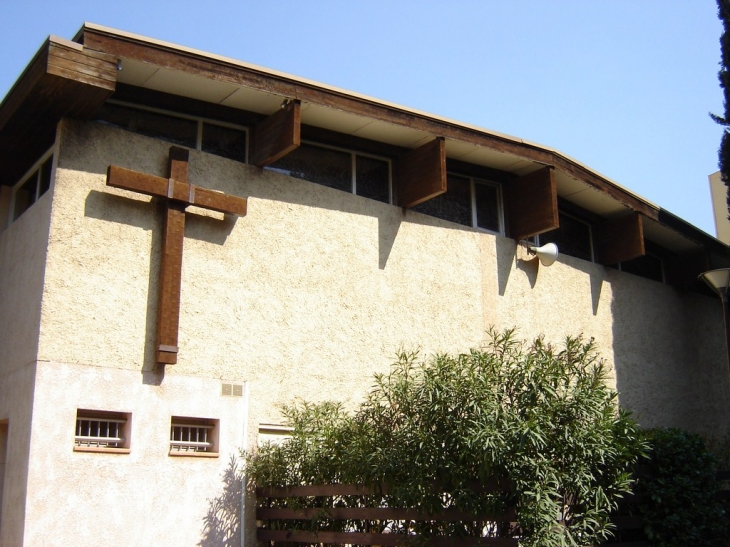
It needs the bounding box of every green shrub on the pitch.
[637,428,728,547]
[247,329,647,547]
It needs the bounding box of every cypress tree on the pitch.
[715,0,730,212]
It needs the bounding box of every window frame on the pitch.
[169,416,220,458]
[412,171,504,235]
[267,139,393,204]
[100,100,250,163]
[537,210,595,263]
[73,409,131,454]
[258,424,294,447]
[7,148,54,227]
[617,250,666,283]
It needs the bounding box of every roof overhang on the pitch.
[0,34,116,186]
[1,22,726,260]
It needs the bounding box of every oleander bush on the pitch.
[247,329,647,547]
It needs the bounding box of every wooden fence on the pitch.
[256,482,648,547]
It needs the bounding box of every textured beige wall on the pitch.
[0,154,54,546]
[0,179,52,377]
[44,119,730,432]
[22,118,730,544]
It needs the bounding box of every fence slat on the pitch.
[257,529,518,546]
[257,506,517,522]
[256,483,387,498]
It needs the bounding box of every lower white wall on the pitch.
[23,361,247,547]
[0,362,36,547]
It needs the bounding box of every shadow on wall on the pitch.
[198,455,242,547]
[494,237,605,316]
[610,269,730,436]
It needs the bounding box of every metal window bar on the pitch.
[170,423,214,452]
[75,418,126,447]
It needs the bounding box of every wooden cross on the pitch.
[106,146,247,365]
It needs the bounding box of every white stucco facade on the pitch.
[1,115,729,545]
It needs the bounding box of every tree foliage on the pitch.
[636,428,729,547]
[247,330,646,547]
[715,0,730,210]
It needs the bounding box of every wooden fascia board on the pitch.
[79,28,729,255]
[656,208,730,256]
[0,37,117,186]
[80,30,660,215]
[396,137,446,209]
[594,213,645,265]
[504,167,558,241]
[251,99,301,168]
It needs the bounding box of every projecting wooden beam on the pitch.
[594,213,645,265]
[0,36,116,186]
[504,167,558,241]
[251,99,301,168]
[396,137,446,209]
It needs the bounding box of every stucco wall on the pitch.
[24,362,246,547]
[0,155,54,546]
[22,118,730,545]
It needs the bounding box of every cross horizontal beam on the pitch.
[107,165,247,215]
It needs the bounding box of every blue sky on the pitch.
[0,1,724,235]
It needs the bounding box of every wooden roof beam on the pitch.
[504,167,558,241]
[251,99,301,168]
[396,137,446,209]
[594,213,645,265]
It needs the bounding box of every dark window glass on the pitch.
[540,213,592,261]
[13,175,36,221]
[475,182,500,232]
[39,156,53,197]
[95,103,197,148]
[268,144,352,192]
[356,155,389,203]
[412,174,472,227]
[202,123,247,162]
[621,254,664,282]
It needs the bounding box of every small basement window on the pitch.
[258,424,294,447]
[74,410,131,454]
[169,417,219,457]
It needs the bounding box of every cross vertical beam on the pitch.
[106,146,247,366]
[157,147,189,364]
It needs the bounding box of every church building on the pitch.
[1,23,729,546]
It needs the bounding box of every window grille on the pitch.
[75,414,126,448]
[170,420,215,453]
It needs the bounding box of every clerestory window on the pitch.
[412,173,503,234]
[267,142,391,204]
[8,151,53,225]
[538,211,593,262]
[94,102,248,163]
